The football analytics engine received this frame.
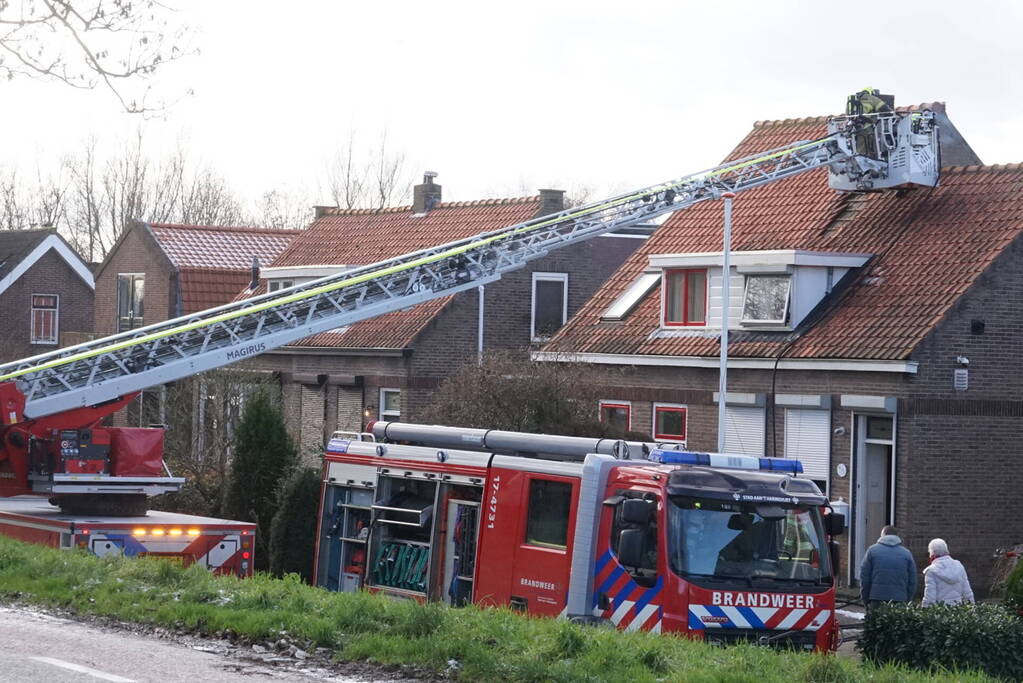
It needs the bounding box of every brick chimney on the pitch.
[537,188,565,216]
[413,172,442,214]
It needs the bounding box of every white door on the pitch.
[852,415,895,581]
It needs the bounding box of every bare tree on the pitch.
[256,188,311,230]
[0,0,193,114]
[324,131,413,210]
[0,166,67,232]
[421,349,649,440]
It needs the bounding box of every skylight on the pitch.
[602,272,661,321]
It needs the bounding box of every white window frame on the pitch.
[379,387,401,421]
[30,293,59,345]
[530,272,569,342]
[598,400,632,431]
[740,274,791,325]
[268,279,295,293]
[116,272,145,332]
[652,402,687,443]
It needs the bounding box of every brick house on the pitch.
[239,175,645,458]
[0,228,95,363]
[93,222,300,426]
[539,103,1019,593]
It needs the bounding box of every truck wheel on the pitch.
[55,494,148,517]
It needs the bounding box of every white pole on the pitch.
[477,285,485,365]
[718,192,735,453]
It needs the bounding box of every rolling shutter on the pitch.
[784,408,830,482]
[722,406,765,456]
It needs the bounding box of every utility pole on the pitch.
[717,192,735,453]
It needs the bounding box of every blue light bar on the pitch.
[326,438,350,454]
[648,449,803,474]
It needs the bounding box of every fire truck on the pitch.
[0,94,938,517]
[0,496,255,576]
[314,422,846,651]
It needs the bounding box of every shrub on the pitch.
[221,390,297,570]
[1004,559,1023,613]
[268,466,321,581]
[859,602,1023,681]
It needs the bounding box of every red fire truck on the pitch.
[314,422,846,651]
[0,496,255,576]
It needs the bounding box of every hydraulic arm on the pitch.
[0,105,939,512]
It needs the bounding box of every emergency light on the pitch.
[647,449,804,474]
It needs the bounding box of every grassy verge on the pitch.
[0,537,993,683]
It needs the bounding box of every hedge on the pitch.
[859,602,1023,681]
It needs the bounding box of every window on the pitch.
[268,279,294,293]
[599,401,631,432]
[379,388,400,420]
[722,405,766,456]
[525,479,572,548]
[30,294,58,344]
[663,269,706,326]
[653,404,687,442]
[784,408,831,493]
[531,272,568,341]
[117,273,145,332]
[741,274,791,325]
[602,272,660,321]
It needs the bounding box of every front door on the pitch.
[852,414,895,581]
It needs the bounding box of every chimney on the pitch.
[313,205,335,219]
[249,256,260,291]
[413,172,442,214]
[537,188,566,217]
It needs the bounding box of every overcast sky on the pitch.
[2,0,1020,207]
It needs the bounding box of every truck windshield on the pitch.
[667,497,830,583]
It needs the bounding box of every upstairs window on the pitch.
[663,269,706,326]
[531,272,568,341]
[741,274,791,325]
[268,279,294,293]
[117,273,145,332]
[30,294,58,344]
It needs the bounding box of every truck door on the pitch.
[594,492,665,632]
[442,499,479,606]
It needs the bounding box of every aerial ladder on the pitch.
[0,100,939,514]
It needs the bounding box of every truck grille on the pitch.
[703,629,817,651]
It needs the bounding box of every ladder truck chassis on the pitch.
[0,496,256,576]
[0,99,939,513]
[314,425,847,651]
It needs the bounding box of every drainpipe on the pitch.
[477,285,485,365]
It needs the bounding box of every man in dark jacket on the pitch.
[860,525,917,610]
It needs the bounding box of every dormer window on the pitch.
[741,274,791,325]
[664,269,706,326]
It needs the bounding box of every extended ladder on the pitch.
[0,111,938,420]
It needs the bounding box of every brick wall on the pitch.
[0,248,94,362]
[94,225,173,336]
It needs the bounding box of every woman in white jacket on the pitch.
[922,538,975,606]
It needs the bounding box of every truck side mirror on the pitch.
[829,540,841,580]
[617,528,645,568]
[825,512,846,537]
[620,498,653,525]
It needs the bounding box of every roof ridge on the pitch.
[752,102,946,128]
[942,161,1023,173]
[148,222,302,235]
[319,195,541,217]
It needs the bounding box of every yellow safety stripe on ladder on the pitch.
[0,137,830,384]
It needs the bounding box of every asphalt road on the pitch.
[0,606,377,683]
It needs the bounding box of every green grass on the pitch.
[0,537,993,682]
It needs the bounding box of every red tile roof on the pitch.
[149,223,299,269]
[546,112,1023,362]
[147,223,300,315]
[237,197,544,349]
[272,198,543,267]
